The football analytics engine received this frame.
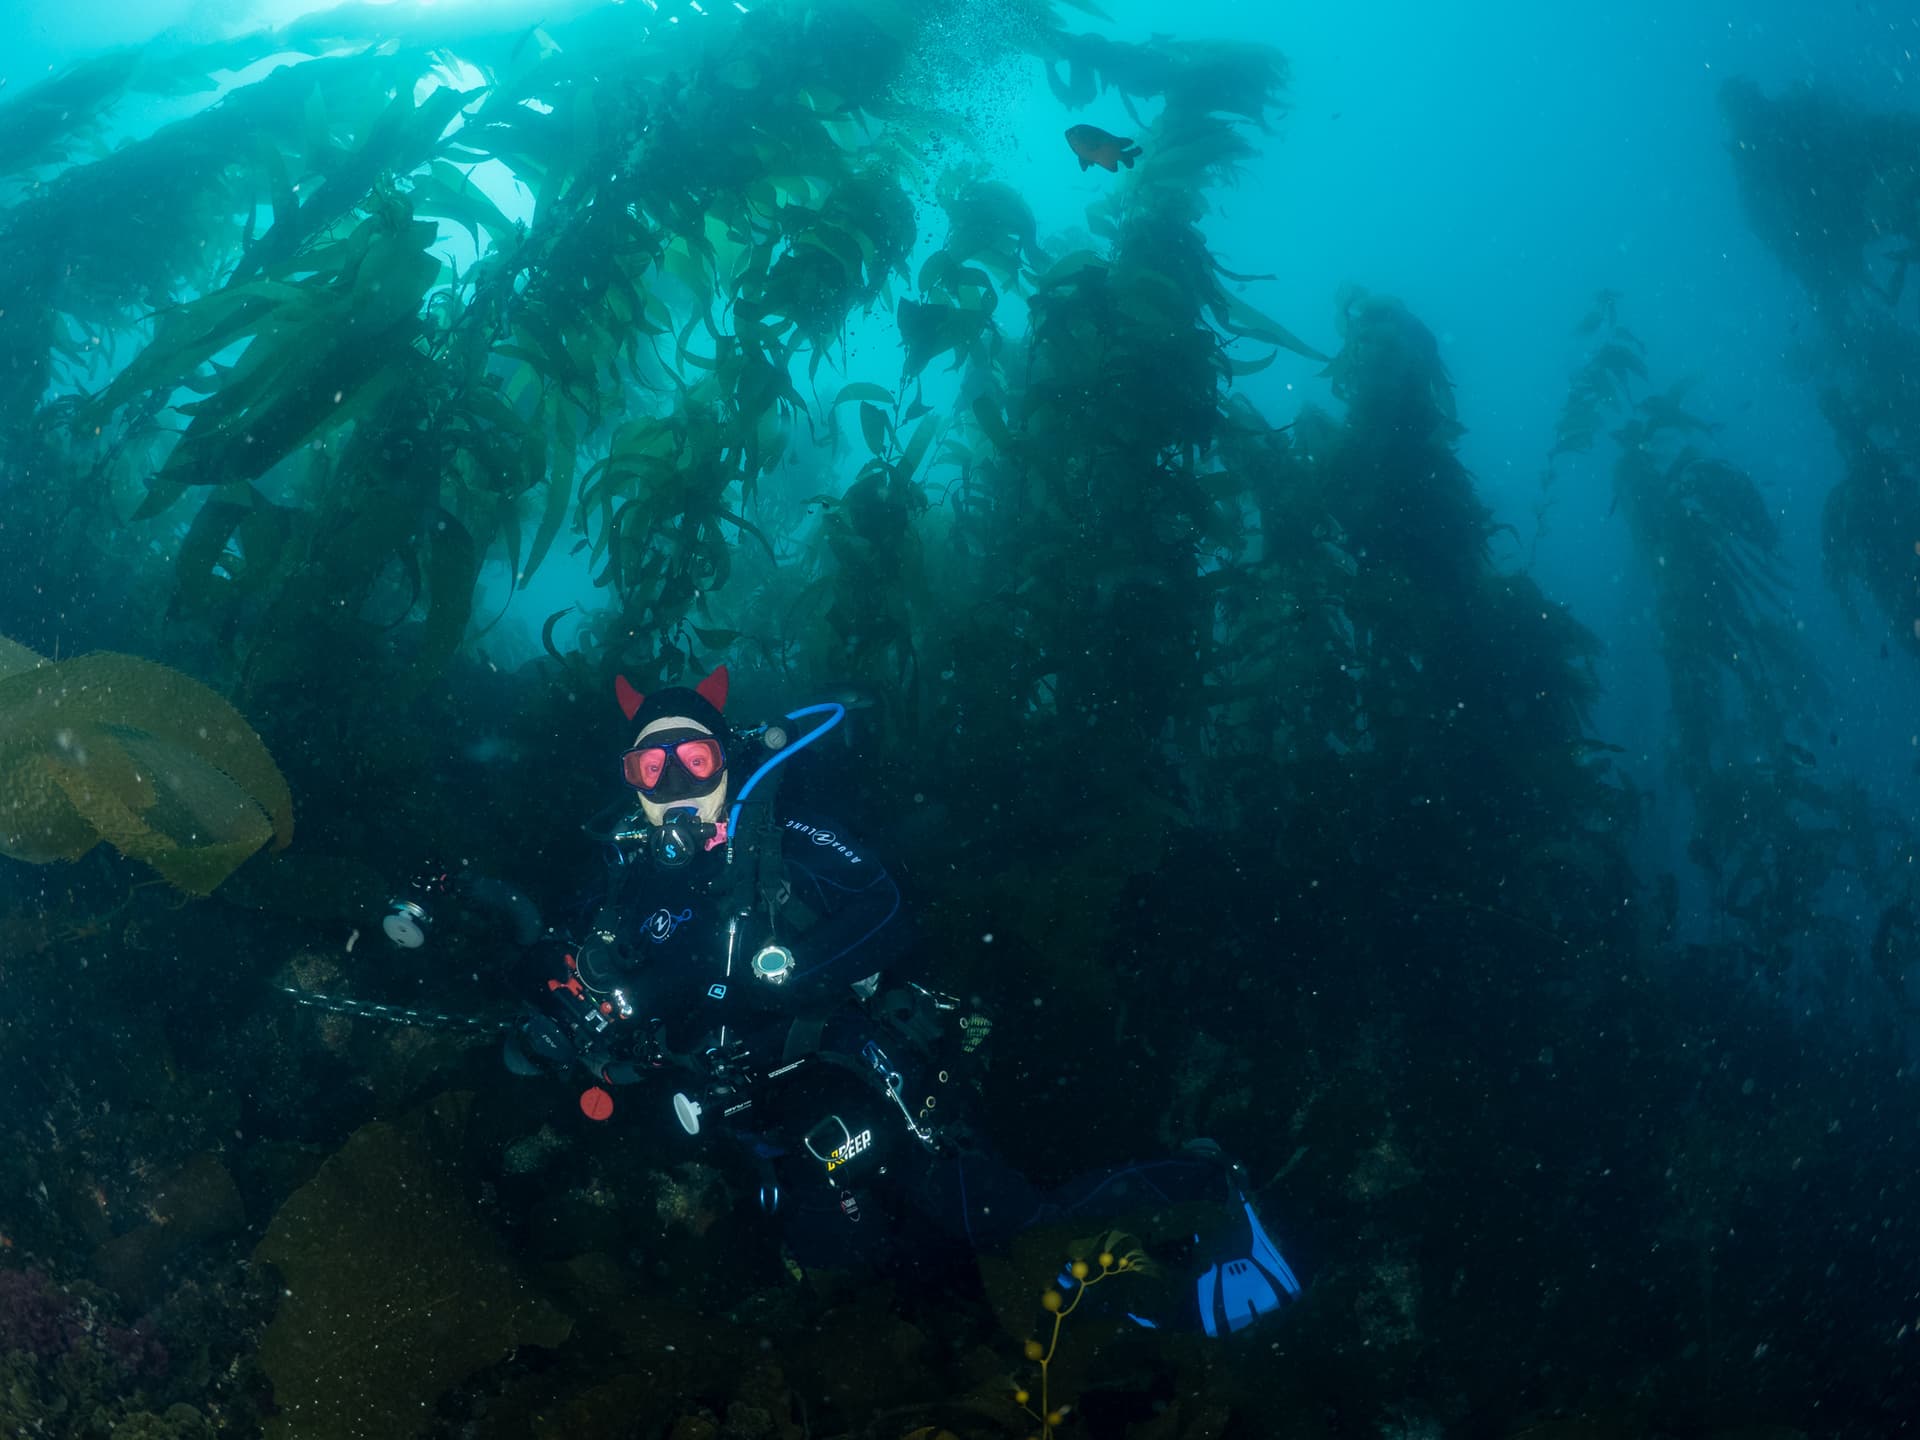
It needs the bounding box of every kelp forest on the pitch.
[0,1,1916,1437]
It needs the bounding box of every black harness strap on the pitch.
[723,760,788,919]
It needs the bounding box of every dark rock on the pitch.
[90,1153,245,1310]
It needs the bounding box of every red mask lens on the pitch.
[678,739,723,779]
[622,746,668,790]
[622,737,723,790]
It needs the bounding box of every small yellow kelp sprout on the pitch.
[1015,1230,1153,1439]
[0,636,292,895]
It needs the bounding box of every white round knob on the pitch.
[672,1092,703,1135]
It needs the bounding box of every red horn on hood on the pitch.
[696,664,730,713]
[614,675,645,721]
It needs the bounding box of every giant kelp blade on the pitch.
[397,511,481,698]
[944,179,1039,274]
[152,224,441,491]
[1030,250,1109,290]
[88,283,305,422]
[860,400,892,457]
[1213,293,1330,363]
[174,484,285,617]
[522,407,579,589]
[971,395,1017,454]
[897,299,989,379]
[0,636,46,682]
[0,646,292,893]
[898,413,938,482]
[0,49,142,176]
[256,1096,571,1438]
[234,81,480,280]
[29,653,292,850]
[54,735,274,896]
[159,321,420,491]
[833,382,895,408]
[1225,346,1280,378]
[410,157,519,250]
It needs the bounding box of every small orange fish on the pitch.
[1065,124,1141,173]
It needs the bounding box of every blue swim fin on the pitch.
[1193,1193,1303,1336]
[1056,1142,1303,1337]
[1181,1141,1302,1336]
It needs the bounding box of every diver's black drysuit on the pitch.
[505,805,990,1265]
[504,804,1302,1332]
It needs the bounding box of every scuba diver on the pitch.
[438,664,1301,1336]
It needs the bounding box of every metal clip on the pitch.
[909,981,960,1011]
[804,1114,854,1167]
[862,1042,938,1147]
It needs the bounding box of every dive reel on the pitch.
[382,861,454,949]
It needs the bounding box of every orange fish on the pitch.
[1065,125,1141,173]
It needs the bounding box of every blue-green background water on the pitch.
[21,0,1916,932]
[4,0,1920,1435]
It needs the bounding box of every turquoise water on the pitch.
[2,2,1918,1435]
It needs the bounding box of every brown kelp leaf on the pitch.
[410,157,517,250]
[897,413,938,483]
[34,745,267,897]
[174,483,295,616]
[521,402,578,590]
[0,634,46,682]
[898,299,990,379]
[89,281,305,420]
[832,381,894,408]
[0,643,291,893]
[256,1096,570,1439]
[859,399,892,457]
[1213,292,1330,363]
[0,750,102,862]
[392,510,480,699]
